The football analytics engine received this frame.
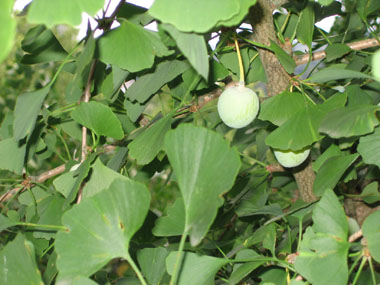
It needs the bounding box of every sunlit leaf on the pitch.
[56,178,151,279]
[28,0,105,27]
[149,0,241,33]
[98,20,172,72]
[164,124,240,246]
[216,0,257,27]
[0,0,16,64]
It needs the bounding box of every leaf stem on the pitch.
[234,33,245,85]
[352,256,367,285]
[16,222,67,231]
[125,252,147,285]
[170,231,188,285]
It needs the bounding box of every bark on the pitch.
[248,0,318,202]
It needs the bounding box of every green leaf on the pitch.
[295,190,349,285]
[270,41,296,74]
[0,214,17,232]
[325,43,351,62]
[357,126,380,168]
[13,85,51,140]
[0,0,16,64]
[265,92,347,150]
[357,182,380,204]
[313,154,359,197]
[295,227,349,285]
[164,124,240,246]
[166,251,229,284]
[312,144,342,172]
[34,195,65,239]
[101,65,130,101]
[81,158,127,199]
[216,0,257,27]
[162,24,208,79]
[0,138,26,175]
[98,20,172,72]
[63,153,97,207]
[0,234,44,284]
[362,211,380,263]
[126,60,190,103]
[28,0,105,27]
[71,101,124,139]
[313,189,348,238]
[55,178,151,279]
[319,105,379,138]
[229,249,264,285]
[309,68,374,83]
[259,92,309,126]
[297,3,315,47]
[152,197,186,237]
[149,0,241,33]
[137,247,169,285]
[21,25,68,64]
[129,113,173,165]
[265,104,324,151]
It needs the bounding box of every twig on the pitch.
[0,164,66,203]
[349,229,363,243]
[78,60,97,204]
[295,37,380,65]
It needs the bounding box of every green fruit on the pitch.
[273,147,310,168]
[217,84,260,129]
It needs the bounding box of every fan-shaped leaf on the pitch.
[149,0,241,33]
[71,101,124,139]
[55,178,151,279]
[166,251,229,285]
[28,0,105,27]
[0,0,16,64]
[98,20,172,72]
[164,124,241,246]
[319,105,379,138]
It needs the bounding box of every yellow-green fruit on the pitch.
[372,49,380,81]
[273,147,310,168]
[217,84,260,129]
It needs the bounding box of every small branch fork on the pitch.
[0,36,378,205]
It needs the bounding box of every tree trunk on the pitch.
[248,0,318,202]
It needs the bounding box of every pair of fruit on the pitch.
[217,84,310,168]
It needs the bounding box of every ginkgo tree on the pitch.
[1,0,380,284]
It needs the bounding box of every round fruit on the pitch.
[217,84,260,129]
[273,147,311,168]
